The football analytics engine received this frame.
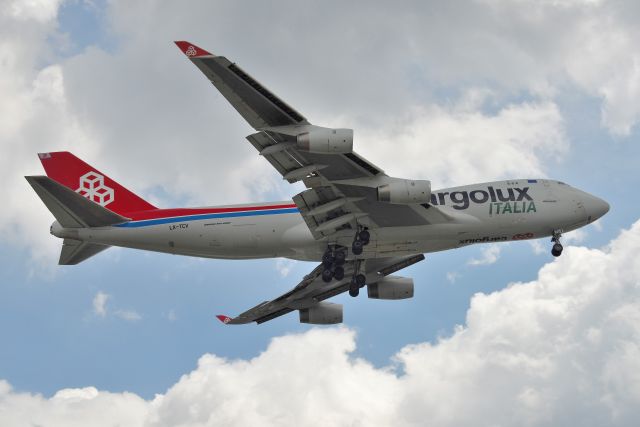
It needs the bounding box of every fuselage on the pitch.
[50,179,609,262]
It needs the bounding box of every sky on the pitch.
[1,0,640,425]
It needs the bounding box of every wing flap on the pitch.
[246,132,307,183]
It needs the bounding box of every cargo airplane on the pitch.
[26,41,610,325]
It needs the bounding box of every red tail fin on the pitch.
[38,152,156,215]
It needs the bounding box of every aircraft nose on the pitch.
[582,193,610,221]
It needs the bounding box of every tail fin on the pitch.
[37,152,156,215]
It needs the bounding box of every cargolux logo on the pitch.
[185,45,197,57]
[76,172,114,207]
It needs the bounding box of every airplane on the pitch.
[26,41,610,325]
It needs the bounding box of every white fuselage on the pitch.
[51,179,608,262]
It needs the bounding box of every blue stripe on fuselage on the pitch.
[115,208,300,228]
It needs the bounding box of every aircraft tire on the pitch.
[551,243,563,257]
[359,230,370,245]
[322,269,333,282]
[349,281,359,297]
[355,274,366,288]
[334,266,345,281]
[322,252,335,267]
[352,240,364,255]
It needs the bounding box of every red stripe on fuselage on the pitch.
[123,203,298,221]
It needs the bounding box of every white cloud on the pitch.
[357,99,567,188]
[4,218,640,426]
[92,291,109,317]
[4,0,62,23]
[115,309,141,322]
[92,291,140,321]
[274,258,296,278]
[0,1,99,268]
[529,239,547,255]
[446,271,461,284]
[563,228,587,244]
[468,244,502,266]
[592,219,603,231]
[0,380,149,427]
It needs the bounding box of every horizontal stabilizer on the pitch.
[26,176,129,228]
[59,239,109,265]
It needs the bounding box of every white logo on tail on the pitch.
[185,46,197,57]
[76,172,114,207]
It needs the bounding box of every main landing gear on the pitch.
[348,227,369,297]
[322,228,371,298]
[348,272,366,297]
[321,246,346,283]
[351,228,370,255]
[551,229,563,257]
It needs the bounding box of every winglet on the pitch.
[174,41,214,58]
[216,315,233,324]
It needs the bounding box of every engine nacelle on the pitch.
[299,302,343,324]
[367,276,414,300]
[377,178,431,204]
[297,127,353,154]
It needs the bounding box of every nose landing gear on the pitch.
[551,230,563,257]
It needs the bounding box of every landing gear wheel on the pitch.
[322,252,335,267]
[352,240,364,255]
[358,230,370,245]
[355,274,366,288]
[349,280,360,297]
[550,229,564,257]
[334,266,345,281]
[321,268,333,283]
[551,243,563,257]
[334,250,346,265]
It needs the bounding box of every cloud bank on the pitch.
[2,218,639,426]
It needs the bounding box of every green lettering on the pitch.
[526,202,537,213]
[502,203,513,214]
[513,202,522,213]
[495,202,503,214]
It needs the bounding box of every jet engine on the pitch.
[377,179,431,204]
[297,128,353,154]
[299,302,343,324]
[367,276,414,300]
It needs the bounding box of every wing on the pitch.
[175,41,456,248]
[174,41,307,129]
[217,254,425,325]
